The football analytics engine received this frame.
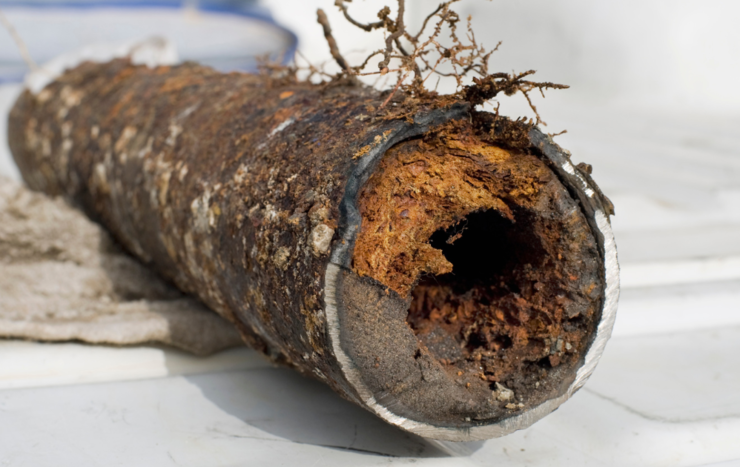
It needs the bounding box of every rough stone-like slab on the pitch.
[0,176,243,356]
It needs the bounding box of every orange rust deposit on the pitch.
[353,119,601,395]
[354,121,545,296]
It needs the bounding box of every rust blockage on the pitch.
[8,59,619,441]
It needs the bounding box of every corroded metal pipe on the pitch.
[8,59,619,441]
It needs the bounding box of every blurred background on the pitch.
[0,1,738,465]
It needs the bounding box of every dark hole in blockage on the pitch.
[428,209,517,285]
[407,208,551,374]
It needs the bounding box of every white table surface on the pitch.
[1,77,739,466]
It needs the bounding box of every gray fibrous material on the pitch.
[0,176,243,355]
[7,59,619,441]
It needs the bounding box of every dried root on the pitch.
[0,7,38,72]
[316,0,568,122]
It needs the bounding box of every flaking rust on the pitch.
[7,2,619,442]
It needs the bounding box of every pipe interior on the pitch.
[351,120,603,422]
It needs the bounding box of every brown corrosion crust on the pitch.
[352,119,603,410]
[7,59,462,401]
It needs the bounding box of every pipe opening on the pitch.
[351,119,603,422]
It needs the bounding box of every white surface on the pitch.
[1,328,739,466]
[2,0,740,464]
[621,256,740,288]
[614,281,740,337]
[0,341,266,390]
